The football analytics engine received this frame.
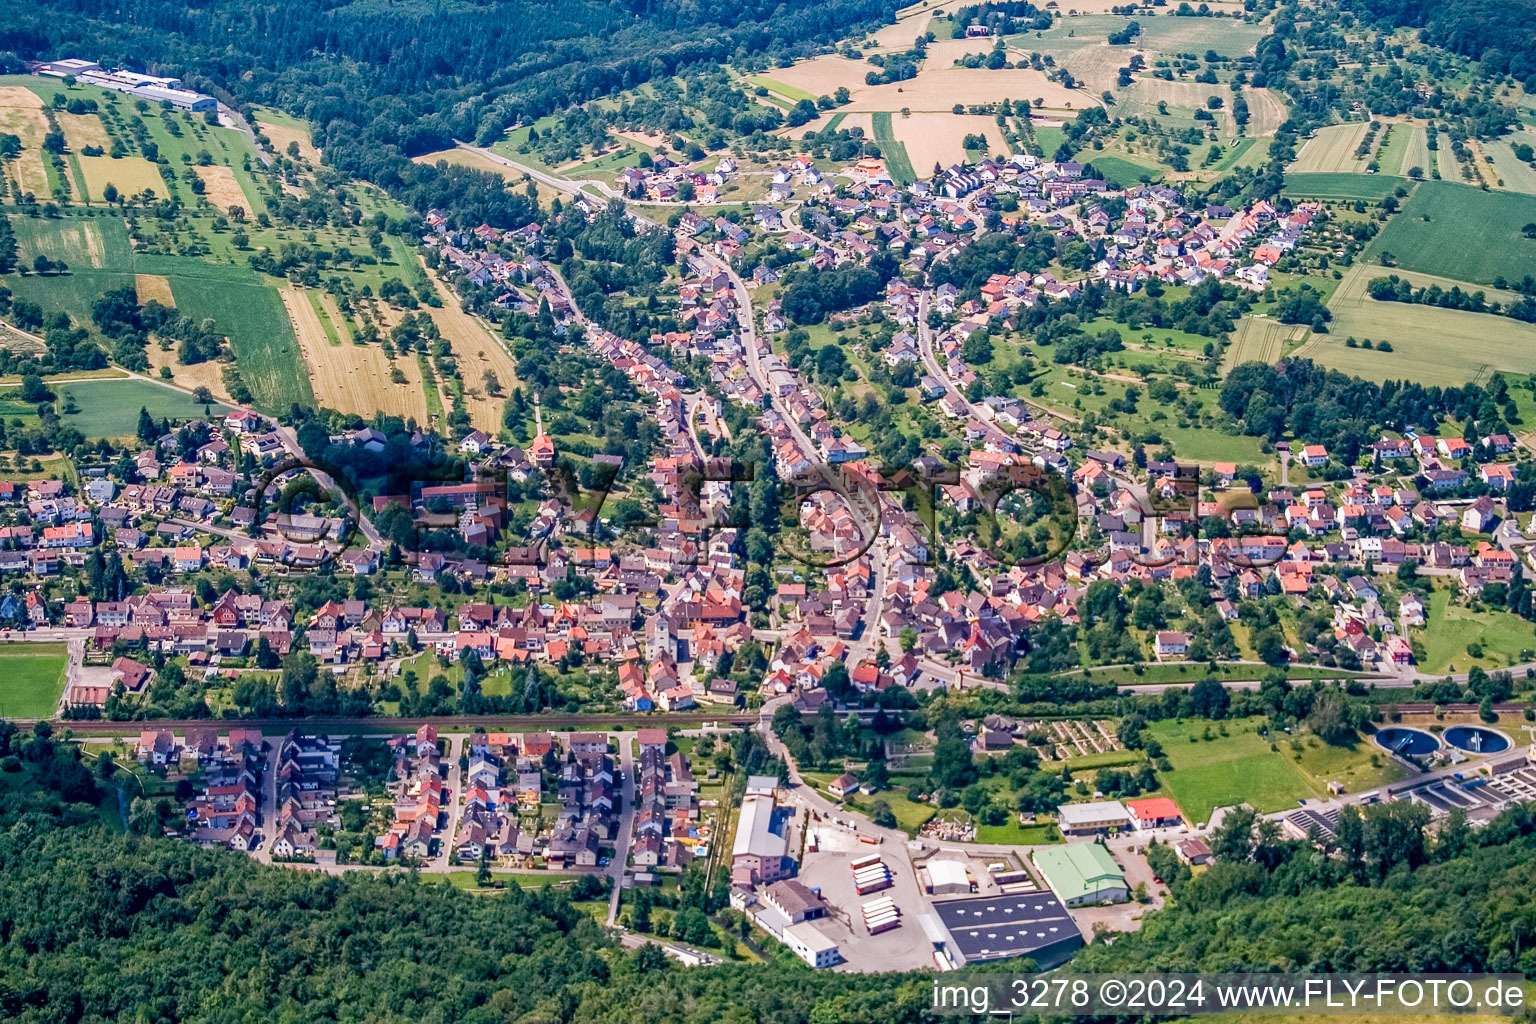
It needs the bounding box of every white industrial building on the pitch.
[41,59,216,112]
[924,859,973,896]
[783,921,841,968]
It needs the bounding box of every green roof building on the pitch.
[1032,842,1128,907]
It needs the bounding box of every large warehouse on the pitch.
[930,892,1084,967]
[1032,843,1129,907]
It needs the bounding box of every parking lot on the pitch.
[797,823,937,970]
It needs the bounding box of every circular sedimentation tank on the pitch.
[1443,725,1511,755]
[1374,727,1440,757]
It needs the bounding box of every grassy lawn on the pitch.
[1416,585,1536,675]
[438,871,588,890]
[0,642,69,719]
[1148,718,1330,824]
[1150,717,1407,822]
[57,378,230,438]
[975,819,1062,845]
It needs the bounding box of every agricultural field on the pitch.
[1485,129,1536,196]
[867,0,947,50]
[291,290,432,423]
[851,65,1086,113]
[134,274,175,306]
[768,54,1084,114]
[1284,172,1407,201]
[11,216,109,270]
[76,154,166,202]
[57,377,230,438]
[1371,123,1418,176]
[194,164,255,213]
[0,642,69,720]
[1308,266,1536,386]
[892,112,1008,175]
[423,273,522,435]
[1289,122,1375,174]
[1119,79,1236,137]
[173,276,312,412]
[1223,316,1308,371]
[254,105,321,163]
[56,110,109,152]
[1365,180,1536,285]
[1007,15,1266,97]
[921,37,1001,67]
[870,112,916,184]
[0,84,52,198]
[1242,88,1288,137]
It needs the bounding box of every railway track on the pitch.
[52,711,764,736]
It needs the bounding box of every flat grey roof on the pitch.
[932,892,1083,965]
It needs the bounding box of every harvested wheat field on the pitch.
[1243,88,1287,137]
[895,113,1010,173]
[258,119,320,163]
[78,154,165,201]
[135,275,175,308]
[923,38,1004,66]
[0,96,51,198]
[783,111,873,140]
[316,292,355,343]
[769,55,877,98]
[58,111,110,152]
[868,0,943,49]
[412,146,525,182]
[424,271,521,434]
[195,165,252,212]
[613,129,667,148]
[0,86,40,109]
[145,343,234,404]
[843,66,1088,112]
[1289,122,1374,174]
[1057,0,1242,10]
[285,287,429,421]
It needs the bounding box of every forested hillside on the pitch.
[1347,0,1536,88]
[1075,804,1536,976]
[0,0,898,224]
[0,724,932,1024]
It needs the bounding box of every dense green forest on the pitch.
[1347,0,1536,89]
[1077,802,1536,975]
[0,0,897,227]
